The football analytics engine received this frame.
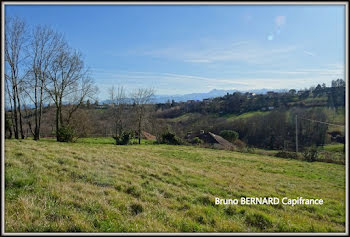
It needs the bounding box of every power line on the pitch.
[295,115,344,152]
[298,117,345,128]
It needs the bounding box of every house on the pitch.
[141,131,157,141]
[247,92,256,98]
[186,130,234,150]
[203,98,212,103]
[268,106,274,110]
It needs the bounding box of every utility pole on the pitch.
[295,115,298,153]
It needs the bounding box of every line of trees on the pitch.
[5,17,158,144]
[5,17,98,141]
[156,79,345,119]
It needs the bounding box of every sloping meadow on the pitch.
[5,139,345,232]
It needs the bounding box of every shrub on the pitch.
[57,126,75,142]
[113,131,132,145]
[191,137,203,145]
[233,139,246,149]
[303,146,318,162]
[219,130,239,142]
[160,132,182,145]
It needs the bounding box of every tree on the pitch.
[331,79,345,88]
[313,84,322,97]
[86,99,91,109]
[109,85,128,144]
[46,46,98,141]
[5,17,27,139]
[289,89,296,95]
[130,88,155,144]
[25,25,64,140]
[219,130,239,143]
[160,131,182,145]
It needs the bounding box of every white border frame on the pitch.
[1,1,348,236]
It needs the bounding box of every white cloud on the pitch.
[184,59,212,63]
[255,66,344,76]
[143,40,298,65]
[303,50,315,57]
[92,63,344,97]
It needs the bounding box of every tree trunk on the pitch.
[56,106,60,141]
[138,113,142,145]
[34,112,40,141]
[8,126,13,139]
[12,85,19,139]
[36,83,44,141]
[34,78,39,140]
[16,86,25,139]
[59,100,63,127]
[28,120,35,137]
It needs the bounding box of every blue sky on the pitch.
[5,4,345,98]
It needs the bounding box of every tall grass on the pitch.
[5,139,345,232]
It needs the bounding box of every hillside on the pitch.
[5,139,345,232]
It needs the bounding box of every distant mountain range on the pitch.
[101,88,286,104]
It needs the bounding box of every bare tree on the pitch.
[46,46,98,141]
[108,85,127,142]
[130,88,155,144]
[24,25,64,140]
[5,17,27,139]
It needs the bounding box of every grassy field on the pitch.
[323,144,345,153]
[222,111,270,121]
[5,138,346,232]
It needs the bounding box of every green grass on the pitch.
[223,111,270,121]
[77,137,116,144]
[303,97,328,104]
[323,144,345,153]
[169,113,192,122]
[76,137,156,145]
[5,138,345,232]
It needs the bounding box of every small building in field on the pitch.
[141,131,157,141]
